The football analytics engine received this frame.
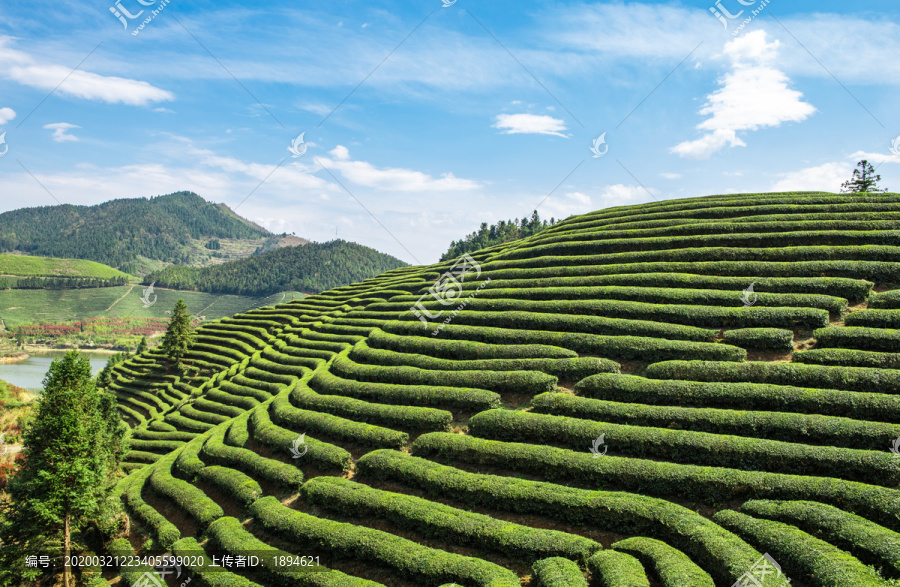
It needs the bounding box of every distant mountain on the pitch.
[0,192,273,272]
[144,240,409,295]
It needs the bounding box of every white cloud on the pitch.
[660,172,682,179]
[671,30,815,159]
[0,107,15,125]
[847,151,900,165]
[329,145,350,161]
[540,185,659,220]
[771,162,850,192]
[493,113,568,138]
[540,191,594,219]
[316,146,481,192]
[0,37,173,106]
[44,122,80,142]
[597,184,659,206]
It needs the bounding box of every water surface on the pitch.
[0,351,110,391]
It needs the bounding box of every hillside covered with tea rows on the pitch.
[105,192,900,587]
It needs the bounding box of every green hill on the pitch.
[0,191,272,272]
[144,239,409,296]
[101,191,900,586]
[0,254,130,280]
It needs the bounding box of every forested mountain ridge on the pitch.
[0,192,271,272]
[144,240,409,295]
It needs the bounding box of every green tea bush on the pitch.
[366,327,577,359]
[381,321,745,363]
[251,399,351,472]
[793,348,900,369]
[197,465,262,508]
[531,557,588,587]
[250,496,521,586]
[845,309,900,328]
[739,499,900,578]
[446,273,872,301]
[713,510,886,587]
[531,392,899,450]
[587,550,649,587]
[355,450,763,585]
[122,472,180,548]
[310,368,501,411]
[410,433,900,530]
[291,381,451,432]
[301,476,600,563]
[350,340,617,380]
[332,355,558,395]
[148,453,223,529]
[202,424,303,491]
[271,390,407,449]
[467,409,896,486]
[611,537,714,587]
[574,373,900,423]
[721,328,794,351]
[814,326,900,351]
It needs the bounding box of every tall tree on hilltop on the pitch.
[162,299,195,371]
[136,335,148,355]
[0,351,124,586]
[841,160,887,193]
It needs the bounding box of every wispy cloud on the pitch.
[847,150,900,165]
[671,30,815,159]
[0,37,174,106]
[44,122,80,142]
[317,145,482,192]
[493,113,568,137]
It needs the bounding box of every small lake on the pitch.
[0,351,110,391]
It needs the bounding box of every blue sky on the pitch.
[0,0,898,264]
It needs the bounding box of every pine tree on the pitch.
[0,351,123,586]
[162,299,195,371]
[841,160,887,193]
[136,336,148,355]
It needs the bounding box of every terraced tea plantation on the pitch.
[107,192,900,587]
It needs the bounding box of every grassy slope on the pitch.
[0,254,131,280]
[0,286,307,327]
